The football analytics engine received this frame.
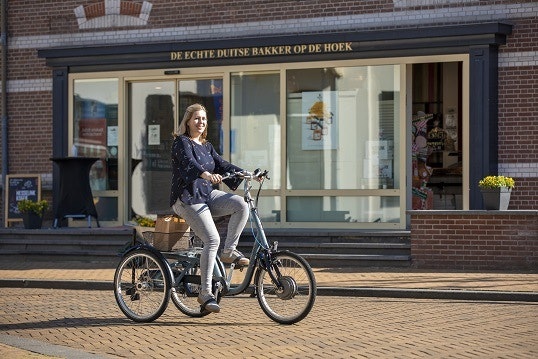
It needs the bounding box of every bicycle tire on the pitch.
[114,249,171,323]
[254,251,316,325]
[171,265,222,317]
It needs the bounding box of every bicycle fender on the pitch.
[119,241,154,257]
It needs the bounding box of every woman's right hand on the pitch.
[202,171,222,184]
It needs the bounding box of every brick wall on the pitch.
[2,2,535,180]
[5,0,531,37]
[6,92,53,174]
[1,0,537,226]
[498,65,538,164]
[410,211,538,270]
[507,178,538,210]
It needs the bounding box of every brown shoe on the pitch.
[220,249,249,266]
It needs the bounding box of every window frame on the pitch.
[67,53,469,229]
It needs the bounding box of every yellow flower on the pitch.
[478,175,515,189]
[134,215,156,227]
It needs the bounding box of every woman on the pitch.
[170,103,250,314]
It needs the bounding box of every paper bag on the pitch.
[152,215,191,251]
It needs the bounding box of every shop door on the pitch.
[128,78,223,221]
[410,62,463,210]
[129,81,175,220]
[72,78,120,227]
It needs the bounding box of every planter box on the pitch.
[22,212,43,229]
[481,187,512,210]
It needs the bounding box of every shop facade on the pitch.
[1,1,537,230]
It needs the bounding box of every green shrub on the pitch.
[17,199,49,217]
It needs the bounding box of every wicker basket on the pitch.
[142,231,192,251]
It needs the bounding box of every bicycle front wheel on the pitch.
[114,249,171,323]
[254,251,316,324]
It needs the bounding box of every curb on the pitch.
[0,334,112,359]
[0,279,113,291]
[2,279,537,302]
[317,287,538,302]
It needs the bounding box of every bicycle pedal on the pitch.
[230,262,247,270]
[130,293,140,301]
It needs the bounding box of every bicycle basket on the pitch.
[142,230,192,251]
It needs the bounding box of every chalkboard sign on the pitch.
[4,174,41,226]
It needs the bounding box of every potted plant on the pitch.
[478,175,515,210]
[17,199,49,229]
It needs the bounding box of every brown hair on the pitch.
[174,103,208,142]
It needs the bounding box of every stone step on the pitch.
[235,243,411,267]
[300,254,412,268]
[238,241,410,255]
[240,230,411,244]
[0,228,411,267]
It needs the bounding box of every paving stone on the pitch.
[1,288,537,358]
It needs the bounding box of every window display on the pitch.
[286,65,401,223]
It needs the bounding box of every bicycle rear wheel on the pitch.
[254,251,316,324]
[114,249,171,322]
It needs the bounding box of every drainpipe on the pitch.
[1,0,8,213]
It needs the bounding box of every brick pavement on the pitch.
[0,258,537,292]
[0,256,537,357]
[0,287,537,358]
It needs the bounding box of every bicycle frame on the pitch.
[212,172,274,296]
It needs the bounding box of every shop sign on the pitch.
[170,42,354,61]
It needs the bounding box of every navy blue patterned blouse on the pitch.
[170,135,243,206]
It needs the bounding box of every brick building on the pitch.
[1,1,537,232]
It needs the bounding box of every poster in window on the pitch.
[148,125,161,145]
[301,91,338,150]
[75,98,108,157]
[78,118,107,157]
[107,126,118,146]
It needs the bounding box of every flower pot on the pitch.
[22,212,43,229]
[480,187,512,210]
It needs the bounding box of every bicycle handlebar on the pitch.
[222,168,270,181]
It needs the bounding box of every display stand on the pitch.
[4,174,41,227]
[50,157,100,228]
